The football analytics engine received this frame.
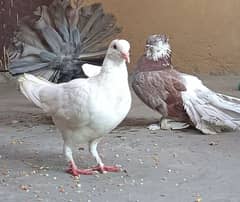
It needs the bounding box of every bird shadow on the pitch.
[120,117,159,127]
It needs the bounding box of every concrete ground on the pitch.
[0,75,240,202]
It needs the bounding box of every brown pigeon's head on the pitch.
[145,34,171,61]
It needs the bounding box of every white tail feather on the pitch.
[181,74,240,134]
[18,73,53,109]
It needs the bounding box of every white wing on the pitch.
[181,73,240,134]
[82,63,102,77]
[19,74,91,127]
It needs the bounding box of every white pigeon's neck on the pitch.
[102,56,127,73]
[100,57,129,82]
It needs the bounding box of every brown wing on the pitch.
[132,69,189,121]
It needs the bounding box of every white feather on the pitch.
[146,41,171,61]
[181,74,240,134]
[18,39,132,171]
[82,63,102,77]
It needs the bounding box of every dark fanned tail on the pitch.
[8,0,121,83]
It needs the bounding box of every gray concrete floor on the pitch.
[0,75,240,202]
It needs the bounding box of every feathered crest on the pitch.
[145,34,171,61]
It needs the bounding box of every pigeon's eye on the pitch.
[113,44,117,50]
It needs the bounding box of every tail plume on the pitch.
[8,0,121,83]
[182,90,240,134]
[18,73,52,109]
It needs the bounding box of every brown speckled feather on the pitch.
[132,56,191,123]
[133,34,240,134]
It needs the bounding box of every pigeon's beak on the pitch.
[121,52,130,63]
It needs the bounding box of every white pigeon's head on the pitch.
[106,39,130,64]
[145,34,171,61]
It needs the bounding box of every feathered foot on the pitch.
[66,161,95,176]
[91,165,120,174]
[147,118,190,131]
[160,118,190,130]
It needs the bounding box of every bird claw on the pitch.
[66,168,94,176]
[160,119,190,130]
[66,162,95,176]
[91,165,121,174]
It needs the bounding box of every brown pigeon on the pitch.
[132,34,240,135]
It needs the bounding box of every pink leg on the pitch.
[91,164,120,173]
[66,161,94,176]
[89,139,120,174]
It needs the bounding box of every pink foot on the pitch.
[91,165,120,173]
[66,162,94,176]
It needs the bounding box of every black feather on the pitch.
[8,0,122,83]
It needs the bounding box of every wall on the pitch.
[0,0,51,70]
[1,0,240,74]
[86,0,240,74]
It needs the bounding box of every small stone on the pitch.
[32,170,37,175]
[116,164,122,168]
[138,159,144,164]
[11,120,19,124]
[195,197,202,202]
[59,187,64,193]
[20,184,30,192]
[209,141,218,146]
[115,154,120,158]
[73,176,80,180]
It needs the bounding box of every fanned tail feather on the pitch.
[181,74,240,134]
[8,0,121,83]
[182,91,240,134]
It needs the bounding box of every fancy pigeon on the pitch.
[132,34,240,135]
[18,39,131,176]
[8,0,121,83]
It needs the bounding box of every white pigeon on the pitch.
[18,39,131,176]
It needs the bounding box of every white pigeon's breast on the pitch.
[88,83,131,134]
